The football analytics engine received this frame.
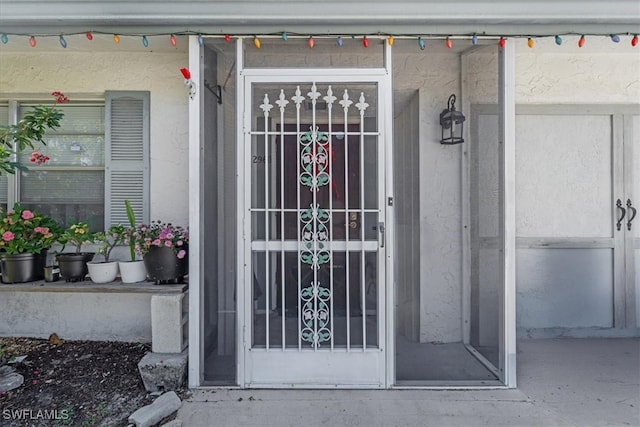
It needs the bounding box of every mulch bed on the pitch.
[0,336,188,426]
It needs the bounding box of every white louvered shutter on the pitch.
[105,91,150,227]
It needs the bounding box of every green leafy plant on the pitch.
[124,200,138,261]
[58,222,96,254]
[94,224,126,263]
[0,203,61,254]
[0,92,67,175]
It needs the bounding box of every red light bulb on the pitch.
[29,36,36,47]
[498,37,506,48]
[578,35,586,48]
[224,34,231,43]
[632,35,639,47]
[170,34,177,47]
[362,36,369,48]
[85,32,93,41]
[308,36,315,49]
[445,38,453,49]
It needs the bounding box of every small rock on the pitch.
[128,391,181,427]
[0,372,24,392]
[0,366,15,376]
[161,419,182,427]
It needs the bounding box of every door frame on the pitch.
[461,42,517,388]
[235,39,394,388]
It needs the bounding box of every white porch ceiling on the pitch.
[0,0,638,36]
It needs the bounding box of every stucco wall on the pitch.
[0,50,190,225]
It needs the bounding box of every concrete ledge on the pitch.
[0,280,187,294]
[0,281,188,342]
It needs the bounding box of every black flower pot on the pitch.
[143,246,188,284]
[56,253,95,282]
[0,250,48,283]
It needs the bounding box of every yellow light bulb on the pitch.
[113,34,121,44]
[527,38,535,48]
[253,36,261,49]
[387,35,394,46]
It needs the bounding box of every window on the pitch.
[0,92,149,231]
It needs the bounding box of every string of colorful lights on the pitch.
[0,31,638,49]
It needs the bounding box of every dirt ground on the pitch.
[0,336,189,427]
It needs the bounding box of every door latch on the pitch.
[378,222,386,248]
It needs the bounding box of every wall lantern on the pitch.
[439,94,466,144]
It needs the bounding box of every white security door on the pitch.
[240,74,388,387]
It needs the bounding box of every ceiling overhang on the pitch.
[0,1,638,36]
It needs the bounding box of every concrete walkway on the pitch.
[177,338,640,426]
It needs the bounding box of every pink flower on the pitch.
[166,232,174,239]
[2,231,14,241]
[21,210,34,220]
[177,249,186,259]
[176,240,183,246]
[164,240,172,247]
[34,226,44,233]
[152,239,161,246]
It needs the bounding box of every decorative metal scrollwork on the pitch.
[299,126,330,191]
[300,279,332,346]
[300,204,330,269]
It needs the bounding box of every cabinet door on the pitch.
[626,114,640,327]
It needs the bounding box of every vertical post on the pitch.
[500,40,517,389]
[187,34,202,388]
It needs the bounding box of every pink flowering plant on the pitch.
[0,91,67,175]
[136,221,189,259]
[0,204,61,254]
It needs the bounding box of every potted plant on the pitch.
[0,203,61,283]
[118,200,147,283]
[87,224,125,283]
[137,220,189,284]
[56,222,96,282]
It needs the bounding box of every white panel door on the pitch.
[627,114,640,327]
[241,75,387,387]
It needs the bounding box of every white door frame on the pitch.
[460,42,517,388]
[235,39,394,388]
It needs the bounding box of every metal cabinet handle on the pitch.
[616,199,626,231]
[627,199,637,231]
[378,222,385,248]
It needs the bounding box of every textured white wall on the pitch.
[394,48,463,343]
[0,50,190,226]
[515,37,640,104]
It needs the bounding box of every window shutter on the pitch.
[105,91,150,227]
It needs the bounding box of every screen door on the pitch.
[240,76,387,387]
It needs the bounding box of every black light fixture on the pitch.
[439,94,466,144]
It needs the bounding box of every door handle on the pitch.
[378,222,385,248]
[627,199,637,231]
[616,199,626,231]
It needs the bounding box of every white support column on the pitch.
[187,34,203,388]
[500,40,517,389]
